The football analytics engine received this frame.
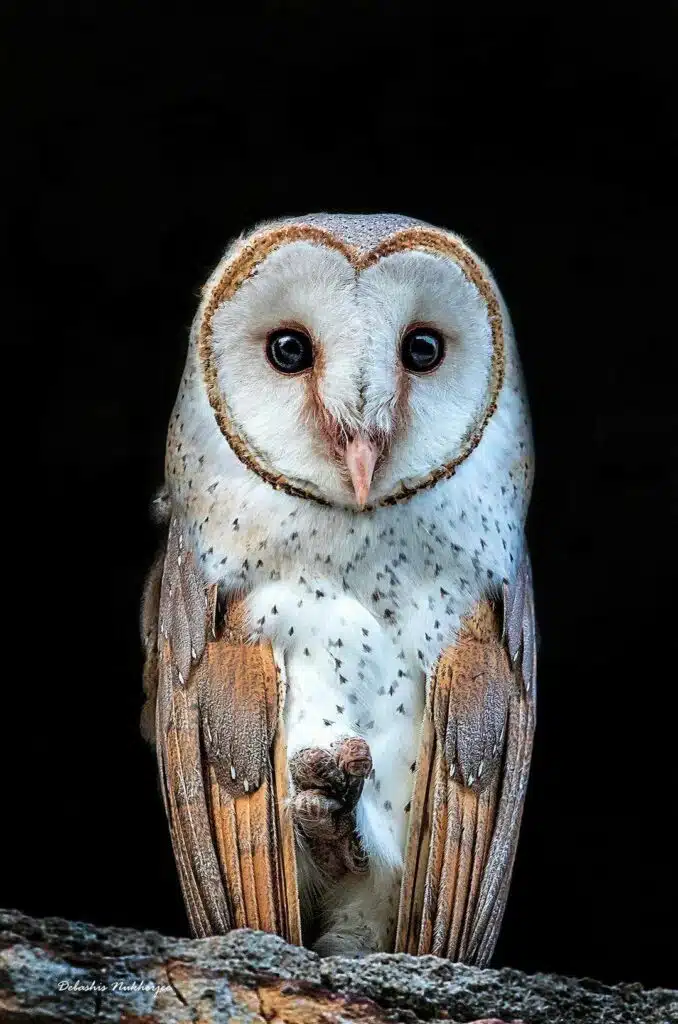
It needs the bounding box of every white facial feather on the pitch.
[203,237,500,507]
[210,242,364,502]
[357,250,495,495]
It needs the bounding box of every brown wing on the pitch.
[143,513,301,943]
[395,549,536,964]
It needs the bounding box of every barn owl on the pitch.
[141,212,536,964]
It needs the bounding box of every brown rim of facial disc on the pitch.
[197,224,505,512]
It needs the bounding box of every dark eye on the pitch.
[401,327,445,373]
[266,328,314,374]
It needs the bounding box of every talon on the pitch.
[333,736,373,778]
[293,791,342,819]
[289,746,344,792]
[292,790,343,837]
[346,833,369,874]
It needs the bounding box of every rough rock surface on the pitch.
[0,908,675,1023]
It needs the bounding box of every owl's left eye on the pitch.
[401,327,445,373]
[266,328,314,374]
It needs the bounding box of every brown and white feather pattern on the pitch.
[395,548,536,963]
[148,513,300,942]
[143,212,535,959]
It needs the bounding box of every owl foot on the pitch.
[291,737,372,810]
[289,737,372,878]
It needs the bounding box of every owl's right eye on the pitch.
[266,328,314,374]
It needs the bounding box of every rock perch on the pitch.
[0,908,675,1023]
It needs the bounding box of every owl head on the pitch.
[180,213,525,512]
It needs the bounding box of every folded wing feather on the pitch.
[395,549,537,964]
[144,512,301,943]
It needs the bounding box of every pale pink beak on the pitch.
[344,435,380,508]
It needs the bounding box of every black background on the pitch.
[4,2,677,990]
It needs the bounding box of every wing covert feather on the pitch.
[145,514,301,944]
[396,548,536,964]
